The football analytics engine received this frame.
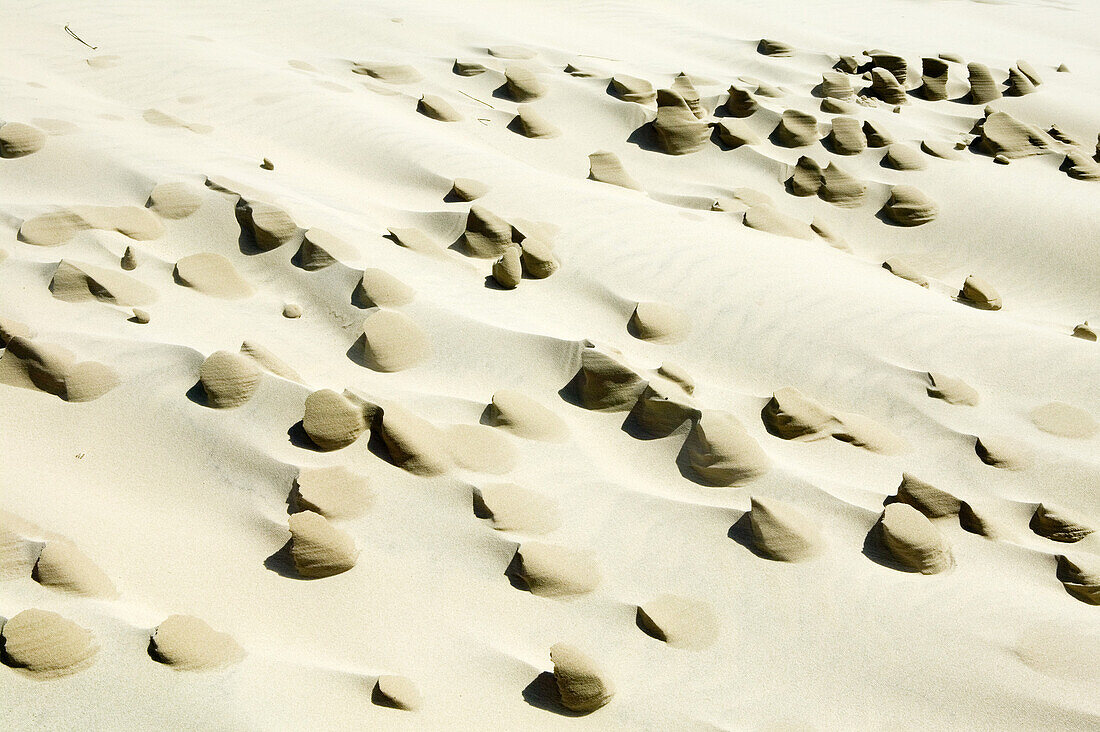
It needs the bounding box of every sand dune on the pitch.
[587,150,642,189]
[297,229,355,270]
[20,207,163,247]
[292,466,372,520]
[1031,504,1093,543]
[682,411,770,486]
[653,89,709,155]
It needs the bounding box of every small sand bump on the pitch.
[260,158,274,170]
[724,86,758,117]
[235,199,300,251]
[130,308,150,324]
[486,389,568,441]
[550,644,614,712]
[743,204,812,239]
[20,206,164,247]
[863,121,895,148]
[199,350,262,408]
[568,345,647,411]
[749,497,824,562]
[377,405,452,476]
[417,94,463,122]
[1061,149,1100,181]
[32,541,117,598]
[636,594,718,649]
[1056,555,1100,605]
[504,65,547,101]
[926,372,979,405]
[1030,402,1097,438]
[878,503,954,574]
[120,246,138,270]
[360,310,430,372]
[492,246,523,288]
[958,275,1002,310]
[149,615,245,671]
[757,39,793,56]
[240,341,302,382]
[1016,60,1043,86]
[174,253,254,299]
[774,110,819,147]
[887,473,961,518]
[1071,322,1097,341]
[967,62,1001,104]
[282,303,302,319]
[653,89,709,154]
[509,543,601,597]
[883,144,927,171]
[473,483,560,534]
[287,510,358,578]
[0,122,46,158]
[882,186,938,226]
[1031,504,1093,543]
[0,609,97,678]
[147,182,202,219]
[355,268,415,308]
[821,72,855,101]
[588,151,642,190]
[610,75,656,105]
[628,301,688,343]
[461,205,515,258]
[51,259,157,306]
[715,119,760,148]
[511,105,560,138]
[373,675,421,710]
[974,435,1031,470]
[302,389,367,451]
[453,60,488,76]
[682,411,770,486]
[297,229,356,270]
[819,163,866,207]
[351,62,422,84]
[882,258,929,287]
[0,337,118,401]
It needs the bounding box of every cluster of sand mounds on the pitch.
[508,543,601,597]
[627,301,689,344]
[373,675,421,711]
[240,341,301,382]
[416,94,462,122]
[296,229,355,270]
[681,411,770,486]
[0,122,46,157]
[355,268,414,308]
[235,198,300,251]
[448,178,487,202]
[789,159,866,207]
[32,540,117,598]
[587,151,641,190]
[635,594,718,649]
[1030,504,1093,543]
[877,503,954,574]
[724,86,758,117]
[198,350,261,408]
[287,510,358,578]
[0,337,118,401]
[762,387,904,453]
[146,182,202,219]
[461,205,515,258]
[974,435,1031,470]
[774,110,818,147]
[926,372,980,405]
[20,206,164,247]
[511,106,559,138]
[748,497,823,562]
[568,345,647,411]
[149,615,245,671]
[174,253,253,299]
[653,89,709,155]
[376,405,452,476]
[609,75,655,105]
[292,466,372,520]
[504,65,547,101]
[351,62,422,84]
[51,259,157,306]
[1030,401,1097,438]
[1056,555,1099,605]
[882,186,937,226]
[957,275,1002,310]
[485,389,568,441]
[550,643,614,712]
[472,483,560,534]
[882,258,928,287]
[1,609,97,677]
[302,389,368,450]
[360,310,430,372]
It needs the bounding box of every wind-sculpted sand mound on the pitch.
[958,275,1002,310]
[360,310,430,372]
[174,253,253,299]
[235,199,300,251]
[827,117,866,155]
[821,72,855,101]
[1030,402,1097,438]
[636,594,718,649]
[762,387,904,453]
[492,246,522,288]
[453,60,487,77]
[887,473,962,518]
[774,110,818,147]
[863,121,895,148]
[758,38,793,57]
[20,206,164,246]
[1072,322,1097,341]
[748,497,823,562]
[919,58,950,101]
[461,205,515,258]
[743,204,812,239]
[240,341,301,382]
[628,301,689,343]
[868,69,906,105]
[511,106,559,138]
[302,389,368,451]
[448,178,487,202]
[967,62,1001,104]
[0,337,118,401]
[882,186,937,226]
[788,157,823,197]
[724,86,758,117]
[1031,504,1093,543]
[296,229,356,270]
[1006,67,1036,96]
[199,350,261,408]
[377,405,452,476]
[417,94,462,122]
[287,510,358,578]
[355,269,414,308]
[373,675,421,711]
[351,62,422,84]
[633,380,696,437]
[472,483,560,534]
[819,163,866,207]
[975,435,1031,470]
[681,411,770,486]
[882,258,928,287]
[869,52,908,84]
[1061,149,1100,181]
[567,345,647,411]
[520,238,559,278]
[653,89,709,155]
[926,372,979,405]
[1,609,97,678]
[588,151,641,190]
[51,259,157,306]
[883,144,927,171]
[508,543,601,597]
[714,119,759,148]
[149,615,245,671]
[979,112,1051,159]
[1056,555,1100,605]
[293,466,372,519]
[146,182,203,219]
[504,65,547,101]
[671,73,704,118]
[610,75,655,105]
[32,540,117,598]
[877,503,954,574]
[0,122,46,157]
[550,643,614,712]
[486,389,568,441]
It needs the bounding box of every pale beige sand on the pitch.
[20,207,164,247]
[360,310,430,372]
[877,504,955,574]
[508,543,601,597]
[174,253,254,299]
[292,466,372,520]
[1030,401,1098,438]
[472,483,561,534]
[149,615,245,671]
[485,389,568,441]
[146,182,203,219]
[32,540,117,598]
[682,411,770,486]
[635,594,719,650]
[354,269,415,308]
[297,229,356,270]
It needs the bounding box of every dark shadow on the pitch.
[371,680,409,710]
[635,607,667,643]
[365,423,396,466]
[346,335,372,369]
[264,539,309,579]
[147,635,167,665]
[556,372,585,409]
[478,403,496,427]
[619,410,664,441]
[626,122,663,153]
[726,512,769,558]
[235,210,263,255]
[491,82,514,101]
[709,124,736,151]
[471,487,492,520]
[522,672,588,717]
[809,82,826,99]
[483,274,511,290]
[443,188,466,203]
[504,550,530,592]
[861,521,918,572]
[351,284,377,309]
[673,438,726,488]
[874,204,909,228]
[505,115,528,137]
[286,483,302,514]
[287,421,325,451]
[185,381,209,406]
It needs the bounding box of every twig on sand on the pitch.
[459,91,495,109]
[64,24,98,50]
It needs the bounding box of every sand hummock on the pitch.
[883,144,927,171]
[967,62,1001,104]
[724,86,758,117]
[635,594,718,650]
[758,38,794,57]
[287,510,358,578]
[360,310,430,372]
[1006,67,1036,96]
[1030,504,1093,543]
[633,381,697,437]
[0,337,119,402]
[774,110,819,147]
[492,246,523,288]
[1072,322,1097,341]
[748,496,824,562]
[919,58,950,101]
[504,65,547,101]
[297,229,356,270]
[51,259,158,306]
[863,120,895,148]
[174,253,254,299]
[508,543,601,597]
[510,105,560,138]
[448,178,487,202]
[1056,555,1100,605]
[120,246,139,270]
[486,389,568,441]
[819,163,866,207]
[877,503,954,574]
[199,350,262,408]
[292,466,372,520]
[887,473,962,518]
[975,435,1031,470]
[355,269,415,308]
[681,411,770,486]
[714,119,760,148]
[588,151,641,190]
[373,675,421,711]
[519,237,559,278]
[377,405,452,476]
[550,643,614,712]
[417,94,462,122]
[743,204,812,239]
[19,206,164,246]
[958,275,1002,310]
[628,301,689,343]
[453,60,487,76]
[610,75,656,105]
[149,615,245,671]
[788,156,823,197]
[567,345,647,411]
[350,62,422,84]
[868,69,907,105]
[302,389,368,451]
[1061,149,1100,181]
[926,372,980,405]
[762,387,903,453]
[1,609,97,678]
[461,205,515,258]
[827,117,866,156]
[0,122,46,157]
[978,112,1051,159]
[882,258,929,287]
[821,72,855,101]
[146,182,202,219]
[234,199,300,251]
[882,186,938,226]
[472,483,560,534]
[32,540,117,598]
[653,89,709,155]
[1030,402,1097,438]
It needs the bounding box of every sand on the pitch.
[3,0,1100,728]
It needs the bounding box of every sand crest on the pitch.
[788,157,823,197]
[863,120,895,148]
[32,540,117,598]
[486,389,568,441]
[302,389,368,450]
[120,246,139,270]
[360,310,430,371]
[882,258,928,287]
[1030,504,1093,543]
[147,182,203,219]
[174,253,253,299]
[287,510,358,578]
[1006,67,1036,96]
[550,643,614,712]
[958,275,1002,310]
[149,615,245,671]
[297,229,356,270]
[447,423,517,474]
[635,594,718,649]
[0,609,97,678]
[1030,402,1097,438]
[926,372,979,405]
[671,73,704,118]
[417,94,462,122]
[0,337,118,401]
[199,351,261,408]
[234,199,300,251]
[887,473,961,518]
[1061,150,1100,181]
[20,206,164,247]
[588,151,641,190]
[508,543,601,597]
[373,675,421,711]
[355,269,414,308]
[292,466,372,520]
[472,483,560,534]
[748,496,823,562]
[610,75,656,105]
[0,122,46,158]
[882,186,937,226]
[653,89,709,155]
[1056,555,1099,605]
[492,246,523,288]
[877,503,954,574]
